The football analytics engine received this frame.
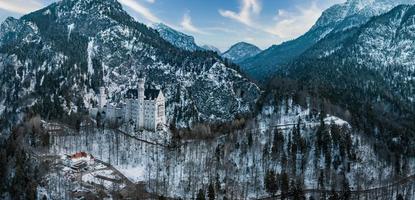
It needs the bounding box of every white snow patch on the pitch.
[324,115,350,127]
[43,9,51,15]
[87,39,95,75]
[67,23,75,40]
[116,165,145,183]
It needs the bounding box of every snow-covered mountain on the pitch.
[201,44,221,54]
[222,42,261,64]
[153,23,203,52]
[273,4,415,158]
[241,0,415,82]
[0,0,260,134]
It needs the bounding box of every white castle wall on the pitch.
[94,78,166,131]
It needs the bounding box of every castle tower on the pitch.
[137,75,145,129]
[98,87,107,109]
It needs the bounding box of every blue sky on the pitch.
[0,0,345,51]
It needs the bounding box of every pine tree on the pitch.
[281,172,289,199]
[291,180,305,200]
[396,194,404,200]
[341,176,351,200]
[264,170,278,195]
[328,191,339,200]
[271,129,284,157]
[196,189,206,200]
[208,183,215,200]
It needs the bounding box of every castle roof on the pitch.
[144,89,161,100]
[126,88,161,100]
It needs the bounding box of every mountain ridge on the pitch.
[241,0,415,82]
[153,23,203,52]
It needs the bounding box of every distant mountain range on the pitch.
[240,0,415,82]
[222,42,261,64]
[0,0,260,133]
[153,23,263,63]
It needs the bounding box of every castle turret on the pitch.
[137,75,145,129]
[98,87,107,109]
[138,77,145,100]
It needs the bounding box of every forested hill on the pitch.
[0,0,260,134]
[268,4,415,157]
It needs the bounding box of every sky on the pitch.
[0,0,345,51]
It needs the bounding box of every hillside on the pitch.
[0,0,260,134]
[270,4,415,157]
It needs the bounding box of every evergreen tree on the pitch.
[328,191,339,200]
[396,194,404,200]
[264,170,278,195]
[341,176,351,200]
[208,182,215,200]
[215,173,221,193]
[196,189,206,200]
[271,129,284,157]
[281,172,289,199]
[291,180,305,200]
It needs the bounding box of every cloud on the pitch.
[118,0,160,23]
[0,0,42,14]
[266,2,323,40]
[180,13,207,34]
[219,0,261,27]
[144,0,155,3]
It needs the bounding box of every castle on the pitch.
[91,76,166,131]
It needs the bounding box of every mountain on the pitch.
[201,44,221,54]
[241,0,415,82]
[222,42,261,64]
[271,4,415,155]
[153,23,202,52]
[0,0,260,134]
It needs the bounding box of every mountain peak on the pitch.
[153,23,202,52]
[201,45,221,54]
[222,42,261,64]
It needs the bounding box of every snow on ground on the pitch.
[47,99,415,199]
[116,165,146,183]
